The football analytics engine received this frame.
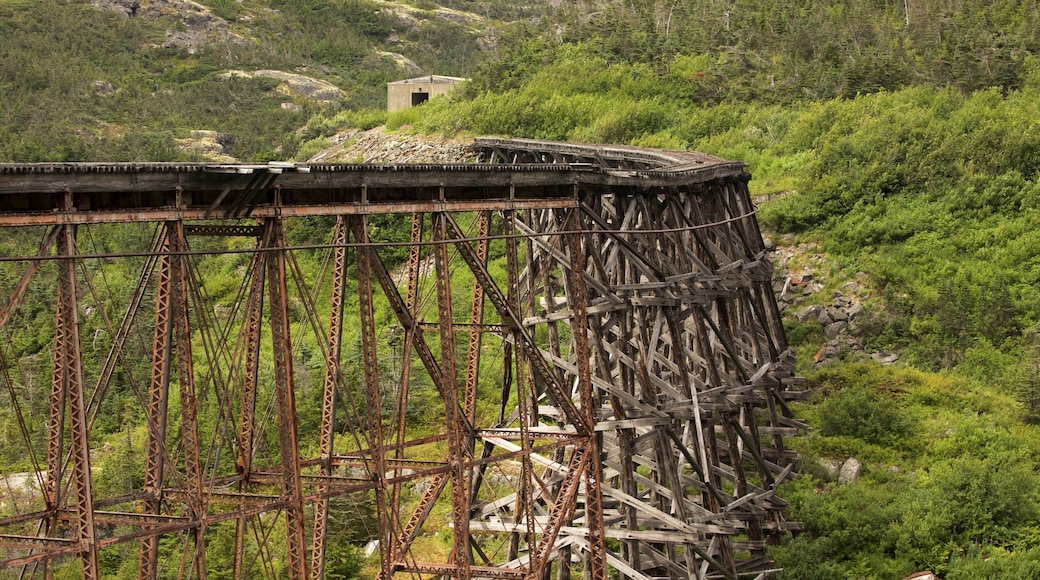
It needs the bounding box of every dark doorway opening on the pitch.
[411,92,430,106]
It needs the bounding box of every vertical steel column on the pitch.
[463,210,490,421]
[234,228,268,580]
[504,209,535,564]
[353,216,393,579]
[465,211,493,508]
[44,257,67,580]
[389,213,423,566]
[140,225,173,580]
[563,209,607,580]
[311,217,348,580]
[53,223,99,580]
[266,218,308,580]
[432,211,472,577]
[169,222,207,580]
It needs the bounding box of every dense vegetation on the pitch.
[385,1,1040,576]
[471,0,1040,101]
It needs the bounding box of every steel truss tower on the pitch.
[0,139,805,580]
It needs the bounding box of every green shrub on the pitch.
[894,453,1037,572]
[817,386,911,446]
[946,548,1040,579]
[386,106,424,130]
[783,318,824,347]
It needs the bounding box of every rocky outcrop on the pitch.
[223,70,346,103]
[175,130,237,162]
[769,236,897,366]
[770,238,827,311]
[375,0,486,31]
[92,0,244,51]
[377,51,424,76]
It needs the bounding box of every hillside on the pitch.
[389,1,1040,577]
[0,0,549,162]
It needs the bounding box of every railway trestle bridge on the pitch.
[0,139,805,580]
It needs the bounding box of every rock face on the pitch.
[378,51,424,76]
[175,130,237,162]
[254,70,346,102]
[768,239,899,366]
[93,0,243,51]
[223,70,347,103]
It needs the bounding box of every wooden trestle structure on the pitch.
[0,139,805,580]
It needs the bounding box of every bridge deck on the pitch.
[0,138,748,225]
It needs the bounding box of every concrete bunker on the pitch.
[387,75,466,112]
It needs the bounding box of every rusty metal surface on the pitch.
[138,225,172,580]
[267,219,308,580]
[310,217,347,580]
[0,139,799,580]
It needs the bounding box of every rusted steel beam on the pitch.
[562,208,607,580]
[432,211,473,577]
[0,198,579,226]
[396,473,448,561]
[266,218,308,580]
[354,215,394,579]
[463,210,490,422]
[139,225,172,580]
[0,164,591,195]
[233,225,268,580]
[170,221,208,580]
[397,563,527,579]
[165,490,281,506]
[183,225,265,236]
[528,446,588,580]
[0,535,78,548]
[463,210,495,534]
[310,217,348,580]
[0,543,88,570]
[388,212,423,568]
[473,429,579,441]
[44,231,68,576]
[505,208,537,565]
[54,224,99,580]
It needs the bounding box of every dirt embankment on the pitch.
[307,127,479,164]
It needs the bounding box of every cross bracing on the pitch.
[0,139,806,580]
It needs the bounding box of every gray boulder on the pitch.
[838,458,862,485]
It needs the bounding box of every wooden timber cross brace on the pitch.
[0,138,807,580]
